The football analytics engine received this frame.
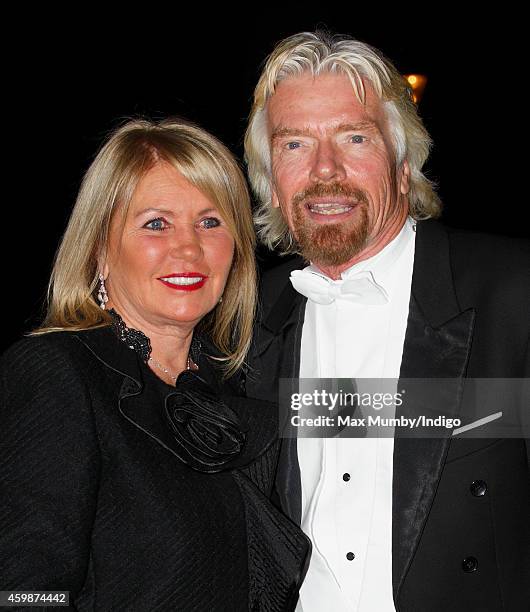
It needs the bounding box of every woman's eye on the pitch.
[144,217,168,231]
[350,135,366,144]
[200,217,221,229]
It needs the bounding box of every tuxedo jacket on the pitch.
[0,327,310,611]
[245,220,530,612]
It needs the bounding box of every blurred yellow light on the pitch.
[403,73,427,104]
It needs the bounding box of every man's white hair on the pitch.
[244,30,441,253]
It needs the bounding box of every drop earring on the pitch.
[97,274,109,309]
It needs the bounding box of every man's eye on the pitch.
[286,141,301,150]
[200,217,221,229]
[144,217,168,231]
[350,135,366,144]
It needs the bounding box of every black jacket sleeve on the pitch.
[0,335,100,602]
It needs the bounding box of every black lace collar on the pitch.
[108,308,201,365]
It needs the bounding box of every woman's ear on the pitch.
[97,250,109,280]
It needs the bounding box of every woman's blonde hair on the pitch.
[245,30,442,253]
[34,118,256,376]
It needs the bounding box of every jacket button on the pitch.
[462,556,478,572]
[343,473,351,482]
[470,480,487,496]
[346,552,355,561]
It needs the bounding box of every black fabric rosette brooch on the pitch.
[164,370,247,473]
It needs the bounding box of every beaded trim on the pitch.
[109,309,152,362]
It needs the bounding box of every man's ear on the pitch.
[399,160,411,195]
[271,184,280,209]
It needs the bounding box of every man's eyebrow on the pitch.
[271,127,314,142]
[335,121,379,132]
[271,121,379,143]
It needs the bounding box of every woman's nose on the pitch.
[169,225,203,262]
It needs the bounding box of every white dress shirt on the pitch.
[296,218,416,612]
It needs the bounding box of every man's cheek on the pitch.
[277,155,305,179]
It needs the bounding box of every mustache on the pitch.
[292,182,369,206]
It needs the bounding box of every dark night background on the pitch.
[4,12,526,352]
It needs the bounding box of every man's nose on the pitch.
[169,224,203,262]
[309,141,346,182]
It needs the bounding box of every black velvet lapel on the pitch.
[392,221,476,598]
[256,260,307,356]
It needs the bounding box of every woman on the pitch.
[0,119,309,611]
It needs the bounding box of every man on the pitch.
[243,31,529,611]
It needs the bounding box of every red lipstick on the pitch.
[157,272,207,291]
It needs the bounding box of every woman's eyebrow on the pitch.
[197,207,219,216]
[134,206,219,219]
[134,207,174,219]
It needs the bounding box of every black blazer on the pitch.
[0,327,310,611]
[246,220,530,612]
